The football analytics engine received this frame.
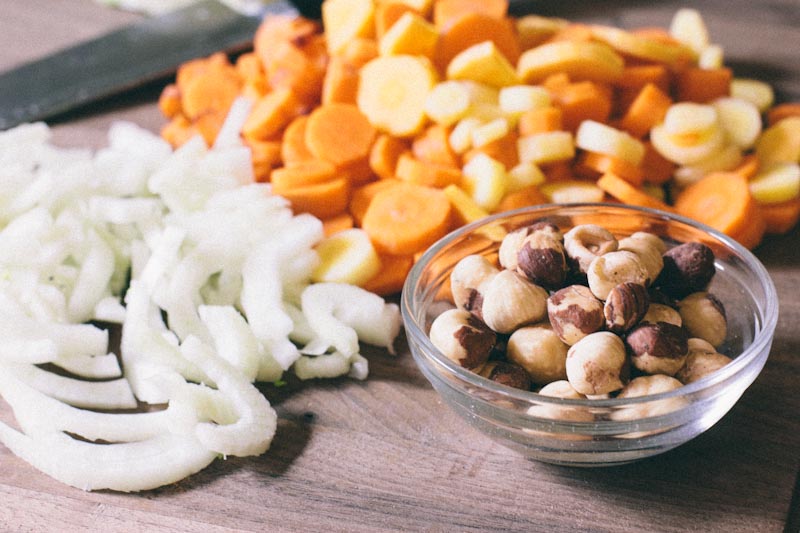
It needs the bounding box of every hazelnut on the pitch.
[481,270,548,334]
[586,250,649,300]
[563,224,618,274]
[527,380,593,424]
[514,226,567,290]
[450,254,499,320]
[547,284,605,345]
[657,241,716,299]
[613,375,686,422]
[618,232,665,285]
[429,308,496,371]
[626,322,689,376]
[507,324,569,385]
[479,360,532,390]
[604,282,649,333]
[677,291,727,348]
[675,338,732,384]
[641,303,682,327]
[498,222,560,271]
[566,331,627,395]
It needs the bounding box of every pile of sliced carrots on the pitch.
[158,0,800,295]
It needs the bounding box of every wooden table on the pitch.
[1,1,799,531]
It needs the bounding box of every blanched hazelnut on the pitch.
[641,302,682,327]
[479,361,532,390]
[481,270,548,334]
[527,380,593,424]
[618,232,665,285]
[563,224,618,274]
[450,254,499,319]
[514,226,567,290]
[586,250,649,300]
[613,375,685,421]
[675,338,732,384]
[626,322,689,376]
[657,241,716,299]
[604,282,649,333]
[566,331,627,395]
[429,308,496,371]
[498,222,560,271]
[678,291,727,348]
[507,324,568,385]
[547,284,605,345]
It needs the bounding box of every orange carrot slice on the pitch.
[305,103,377,167]
[597,171,674,212]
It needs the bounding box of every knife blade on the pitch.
[0,0,304,130]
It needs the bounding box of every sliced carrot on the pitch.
[580,151,644,186]
[732,153,760,180]
[760,198,800,235]
[614,64,670,93]
[541,161,574,182]
[264,36,328,104]
[276,177,350,219]
[304,103,377,167]
[551,81,613,132]
[281,115,315,165]
[362,253,415,296]
[767,103,800,126]
[369,134,409,180]
[242,87,302,141]
[395,152,463,188]
[675,67,732,103]
[375,2,417,38]
[175,52,230,92]
[641,141,676,186]
[235,52,264,84]
[412,124,460,168]
[518,106,563,136]
[253,15,319,67]
[322,212,355,236]
[617,83,673,139]
[322,38,379,105]
[544,23,594,43]
[542,72,571,93]
[158,84,182,119]
[434,12,520,72]
[463,129,519,170]
[246,139,283,183]
[270,159,338,190]
[597,171,675,212]
[433,0,508,29]
[350,179,402,226]
[338,158,376,185]
[181,67,242,120]
[673,172,763,247]
[495,185,548,213]
[161,115,198,148]
[194,110,228,147]
[361,182,453,255]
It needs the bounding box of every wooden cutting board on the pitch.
[1,1,798,531]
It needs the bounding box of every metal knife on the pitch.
[0,0,319,130]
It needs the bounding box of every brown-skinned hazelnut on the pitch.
[480,269,549,333]
[626,322,689,376]
[507,324,569,385]
[498,222,560,271]
[479,360,532,390]
[657,241,716,299]
[604,282,649,333]
[513,226,567,290]
[587,250,649,300]
[547,284,605,345]
[563,224,618,274]
[675,338,732,384]
[429,308,496,371]
[450,254,499,320]
[566,331,628,395]
[677,291,727,348]
[527,380,593,425]
[618,232,665,286]
[641,302,682,327]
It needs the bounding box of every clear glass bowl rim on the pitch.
[401,202,779,408]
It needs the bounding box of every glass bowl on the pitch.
[401,204,778,466]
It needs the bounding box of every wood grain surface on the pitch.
[1,1,799,532]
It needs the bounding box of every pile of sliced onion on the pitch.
[0,98,401,492]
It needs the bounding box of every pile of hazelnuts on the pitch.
[429,221,732,405]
